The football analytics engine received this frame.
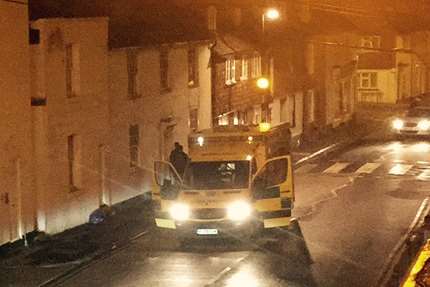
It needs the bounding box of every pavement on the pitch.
[0,196,153,287]
[0,122,374,287]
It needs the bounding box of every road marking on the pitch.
[323,162,350,174]
[388,164,413,175]
[295,163,318,174]
[355,162,381,174]
[418,170,430,181]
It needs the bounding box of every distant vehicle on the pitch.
[392,106,430,137]
[151,124,294,240]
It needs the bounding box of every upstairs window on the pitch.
[359,72,378,88]
[160,48,169,92]
[240,57,249,80]
[225,58,236,85]
[129,124,140,168]
[67,134,81,192]
[188,47,199,87]
[360,36,381,49]
[251,56,262,78]
[127,49,141,99]
[65,44,80,98]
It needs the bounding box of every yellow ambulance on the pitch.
[152,125,294,239]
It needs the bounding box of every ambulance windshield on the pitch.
[183,161,250,190]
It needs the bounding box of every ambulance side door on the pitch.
[251,156,293,228]
[152,161,183,229]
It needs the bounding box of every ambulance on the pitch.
[152,124,294,239]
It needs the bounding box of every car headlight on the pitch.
[227,201,252,221]
[169,203,190,221]
[418,120,430,131]
[392,119,404,130]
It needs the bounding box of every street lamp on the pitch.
[256,77,270,90]
[262,8,280,32]
[265,8,280,21]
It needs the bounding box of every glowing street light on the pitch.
[262,8,280,33]
[256,77,270,89]
[265,8,280,21]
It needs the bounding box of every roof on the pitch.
[213,33,258,59]
[357,52,395,69]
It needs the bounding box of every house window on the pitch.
[306,90,315,123]
[189,108,198,131]
[127,49,141,99]
[359,72,378,88]
[280,98,288,123]
[253,105,262,124]
[240,57,249,80]
[251,56,262,78]
[188,47,199,87]
[160,48,169,91]
[129,124,140,168]
[290,94,296,128]
[67,134,81,192]
[306,43,315,75]
[65,44,80,98]
[225,58,236,85]
[360,36,381,49]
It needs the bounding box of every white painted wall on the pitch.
[0,0,34,245]
[357,69,397,104]
[31,18,110,234]
[108,43,212,204]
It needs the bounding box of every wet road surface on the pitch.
[58,139,430,287]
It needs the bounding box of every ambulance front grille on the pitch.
[191,208,226,220]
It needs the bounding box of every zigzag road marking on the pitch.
[355,162,382,174]
[323,162,350,174]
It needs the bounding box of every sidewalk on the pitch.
[0,124,367,287]
[0,195,153,287]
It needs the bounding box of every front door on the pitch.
[251,156,294,228]
[0,187,12,245]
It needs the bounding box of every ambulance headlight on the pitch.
[169,203,190,221]
[227,201,252,221]
[392,119,404,130]
[418,120,430,131]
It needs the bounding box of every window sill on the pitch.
[69,185,81,193]
[128,94,142,100]
[225,80,237,87]
[188,82,200,89]
[160,87,171,94]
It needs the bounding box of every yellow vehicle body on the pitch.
[152,125,294,238]
[402,239,430,287]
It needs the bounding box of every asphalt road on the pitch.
[58,139,430,287]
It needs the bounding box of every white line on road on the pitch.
[418,170,430,181]
[323,162,350,174]
[388,164,413,175]
[355,163,381,174]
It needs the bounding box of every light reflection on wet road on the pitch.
[59,140,430,287]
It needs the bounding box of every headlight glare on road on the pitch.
[418,120,430,131]
[392,119,404,130]
[227,201,252,221]
[169,203,190,221]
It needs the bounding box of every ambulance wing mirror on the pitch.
[154,161,183,200]
[251,156,289,197]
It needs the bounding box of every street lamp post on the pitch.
[259,8,280,127]
[262,8,280,33]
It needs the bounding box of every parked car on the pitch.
[392,106,430,137]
